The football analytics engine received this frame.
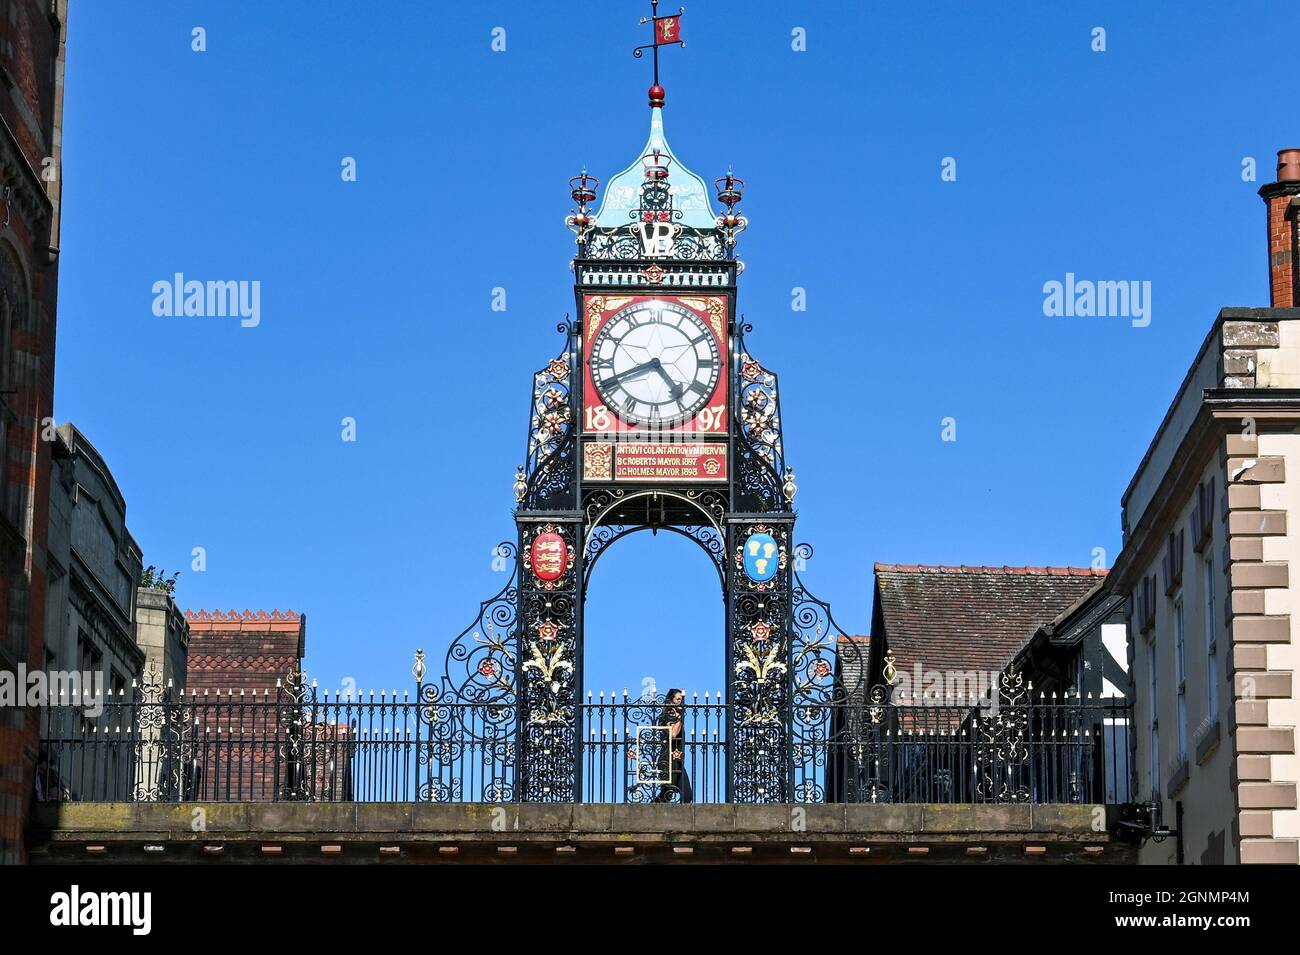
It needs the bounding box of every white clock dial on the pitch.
[590,300,721,426]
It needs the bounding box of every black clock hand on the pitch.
[604,359,661,386]
[653,363,684,400]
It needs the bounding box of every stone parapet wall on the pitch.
[28,802,1134,864]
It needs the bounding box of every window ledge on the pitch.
[1166,760,1190,799]
[1196,720,1221,765]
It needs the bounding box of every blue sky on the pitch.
[56,1,1292,697]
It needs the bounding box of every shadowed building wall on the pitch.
[0,0,67,866]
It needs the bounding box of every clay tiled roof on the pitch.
[183,609,308,692]
[184,609,303,631]
[873,564,1105,679]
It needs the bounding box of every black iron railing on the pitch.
[35,680,1132,806]
[580,692,729,803]
[808,695,1135,806]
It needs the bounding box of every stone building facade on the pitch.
[41,423,147,804]
[0,0,67,866]
[133,586,188,695]
[44,424,143,700]
[1111,150,1300,865]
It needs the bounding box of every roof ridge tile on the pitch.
[874,563,1106,577]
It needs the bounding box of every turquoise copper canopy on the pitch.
[591,105,718,230]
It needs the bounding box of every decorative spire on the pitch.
[565,4,750,264]
[633,1,685,108]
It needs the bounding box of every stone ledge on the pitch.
[1227,510,1287,535]
[29,801,1114,847]
[26,802,1133,864]
[1223,321,1281,348]
[1223,350,1259,376]
[1238,838,1299,865]
[1234,670,1294,696]
[1237,783,1299,810]
[1227,484,1261,509]
[1235,727,1296,755]
[1227,456,1286,484]
[1230,562,1289,590]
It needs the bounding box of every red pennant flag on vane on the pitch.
[655,15,682,45]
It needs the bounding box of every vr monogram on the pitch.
[635,220,681,257]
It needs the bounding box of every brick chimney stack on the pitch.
[1259,148,1300,308]
[183,609,306,693]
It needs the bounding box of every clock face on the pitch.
[589,300,721,426]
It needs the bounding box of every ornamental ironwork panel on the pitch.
[519,324,578,511]
[130,664,194,803]
[972,670,1032,803]
[582,486,729,531]
[728,520,794,802]
[583,521,725,592]
[788,544,870,803]
[418,683,516,802]
[732,325,792,514]
[516,520,581,801]
[435,541,519,710]
[581,224,726,262]
[421,541,520,801]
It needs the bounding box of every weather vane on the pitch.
[633,0,685,106]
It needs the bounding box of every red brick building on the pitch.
[182,610,352,800]
[184,609,307,695]
[183,609,306,799]
[0,1,67,866]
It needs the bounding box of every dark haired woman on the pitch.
[653,688,694,803]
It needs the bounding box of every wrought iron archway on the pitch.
[425,321,863,804]
[582,489,727,593]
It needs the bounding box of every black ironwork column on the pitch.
[515,515,583,802]
[726,515,794,802]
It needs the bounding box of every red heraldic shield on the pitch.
[530,533,567,582]
[655,15,682,45]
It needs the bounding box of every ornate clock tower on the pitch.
[438,3,847,805]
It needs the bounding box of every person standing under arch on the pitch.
[653,688,693,804]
